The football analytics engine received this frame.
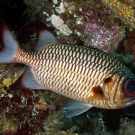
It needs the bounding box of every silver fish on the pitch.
[0,20,135,118]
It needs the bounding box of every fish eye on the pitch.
[123,79,135,97]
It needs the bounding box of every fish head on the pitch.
[99,72,135,109]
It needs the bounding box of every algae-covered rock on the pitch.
[35,130,78,135]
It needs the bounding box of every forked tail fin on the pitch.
[0,19,20,63]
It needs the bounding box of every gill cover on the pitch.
[123,78,135,97]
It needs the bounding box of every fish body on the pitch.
[17,43,131,109]
[0,20,135,117]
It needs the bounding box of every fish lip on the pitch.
[123,96,135,107]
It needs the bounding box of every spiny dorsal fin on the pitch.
[35,21,59,51]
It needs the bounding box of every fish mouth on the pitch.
[104,74,135,108]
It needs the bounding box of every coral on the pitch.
[0,82,66,135]
[0,115,18,134]
[84,23,123,53]
[124,30,135,59]
[0,85,65,134]
[34,130,78,135]
[43,110,75,132]
[23,0,46,21]
[23,0,126,52]
[83,2,125,53]
[3,78,12,87]
[116,117,135,135]
[90,114,114,135]
[102,0,135,28]
[23,0,87,43]
[43,110,66,131]
[50,14,73,36]
[0,64,25,86]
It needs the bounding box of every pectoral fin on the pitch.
[63,99,92,118]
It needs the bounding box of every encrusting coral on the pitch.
[102,0,135,28]
[34,131,78,135]
[23,0,126,53]
[124,30,135,58]
[116,117,135,135]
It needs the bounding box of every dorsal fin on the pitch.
[35,21,59,51]
[11,68,44,90]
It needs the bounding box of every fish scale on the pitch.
[17,43,128,107]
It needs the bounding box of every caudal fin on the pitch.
[0,19,19,63]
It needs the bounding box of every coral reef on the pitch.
[42,110,78,135]
[1,0,135,135]
[90,114,112,135]
[34,131,78,135]
[0,115,18,134]
[116,117,135,135]
[23,0,126,53]
[0,82,65,134]
[102,0,135,28]
[0,64,25,86]
[83,3,125,53]
[124,30,135,58]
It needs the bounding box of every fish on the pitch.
[0,19,135,118]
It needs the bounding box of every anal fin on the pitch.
[11,68,44,90]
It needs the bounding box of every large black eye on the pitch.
[123,79,135,97]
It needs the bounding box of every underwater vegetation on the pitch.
[1,0,135,135]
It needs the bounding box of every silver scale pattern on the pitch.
[20,43,127,102]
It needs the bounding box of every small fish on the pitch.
[0,19,135,118]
